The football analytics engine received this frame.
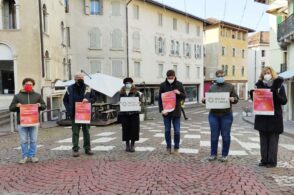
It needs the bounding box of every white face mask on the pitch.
[167,79,174,84]
[125,83,132,89]
[264,74,272,81]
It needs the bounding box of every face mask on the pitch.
[167,79,174,84]
[24,84,33,92]
[264,74,272,81]
[215,77,225,84]
[77,79,84,86]
[125,83,132,89]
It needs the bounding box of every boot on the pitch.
[125,141,130,152]
[130,141,135,152]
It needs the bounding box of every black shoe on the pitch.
[73,151,79,157]
[266,164,277,168]
[125,141,131,152]
[85,150,94,155]
[258,162,267,167]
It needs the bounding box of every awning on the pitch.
[55,73,124,97]
[279,70,294,79]
[266,0,288,15]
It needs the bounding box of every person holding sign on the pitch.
[158,70,186,155]
[63,72,96,157]
[9,78,46,164]
[202,70,238,162]
[119,77,141,152]
[250,67,287,168]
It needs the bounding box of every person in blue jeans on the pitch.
[9,78,46,164]
[202,70,238,162]
[158,70,186,155]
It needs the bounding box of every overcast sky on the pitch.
[153,0,270,32]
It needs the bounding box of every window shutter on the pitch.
[162,38,166,55]
[183,42,186,56]
[85,0,90,15]
[155,36,159,54]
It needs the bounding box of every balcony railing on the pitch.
[278,14,294,44]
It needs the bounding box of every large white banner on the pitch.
[120,97,141,112]
[205,92,230,109]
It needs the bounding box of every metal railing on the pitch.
[278,14,294,42]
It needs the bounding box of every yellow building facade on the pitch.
[204,19,254,99]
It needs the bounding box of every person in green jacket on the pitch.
[9,78,46,164]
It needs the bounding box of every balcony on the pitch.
[277,14,294,50]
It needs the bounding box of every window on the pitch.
[89,28,102,49]
[133,5,139,19]
[155,36,165,55]
[232,31,235,39]
[134,62,140,77]
[232,48,236,57]
[2,0,17,29]
[186,66,190,78]
[112,60,123,77]
[242,49,245,58]
[63,58,67,79]
[44,51,51,79]
[195,44,202,59]
[222,65,225,71]
[66,27,71,47]
[111,1,121,16]
[173,18,177,30]
[186,22,189,34]
[183,42,191,57]
[61,22,65,45]
[225,65,228,76]
[158,64,163,78]
[90,60,101,73]
[65,0,69,13]
[222,46,226,56]
[176,41,180,56]
[173,65,178,75]
[196,26,200,36]
[261,50,265,57]
[261,61,265,68]
[203,67,206,77]
[43,4,48,33]
[158,13,163,26]
[237,32,241,40]
[242,33,246,41]
[232,65,235,76]
[196,67,200,79]
[112,29,122,49]
[241,66,245,76]
[132,31,140,51]
[90,0,101,15]
[170,40,175,55]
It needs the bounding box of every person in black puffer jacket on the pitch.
[251,66,287,168]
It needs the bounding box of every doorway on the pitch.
[1,70,14,94]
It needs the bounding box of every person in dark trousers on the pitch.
[180,100,188,120]
[119,77,141,152]
[63,72,96,157]
[9,78,46,164]
[251,66,287,168]
[202,70,239,162]
[158,70,186,155]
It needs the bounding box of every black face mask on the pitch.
[77,79,84,86]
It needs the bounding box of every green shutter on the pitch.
[277,16,283,24]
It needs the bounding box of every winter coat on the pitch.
[207,82,239,115]
[63,83,96,118]
[252,77,287,134]
[158,78,186,118]
[9,90,46,124]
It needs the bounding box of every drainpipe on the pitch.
[126,0,133,77]
[38,0,45,78]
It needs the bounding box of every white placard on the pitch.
[205,92,230,109]
[120,97,141,112]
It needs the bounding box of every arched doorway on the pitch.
[0,43,14,94]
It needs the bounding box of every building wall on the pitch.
[128,0,205,102]
[247,45,269,90]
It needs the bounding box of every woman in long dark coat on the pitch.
[119,77,141,152]
[252,66,287,168]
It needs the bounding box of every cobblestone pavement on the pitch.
[0,103,293,194]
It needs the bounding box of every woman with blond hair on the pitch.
[251,66,287,168]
